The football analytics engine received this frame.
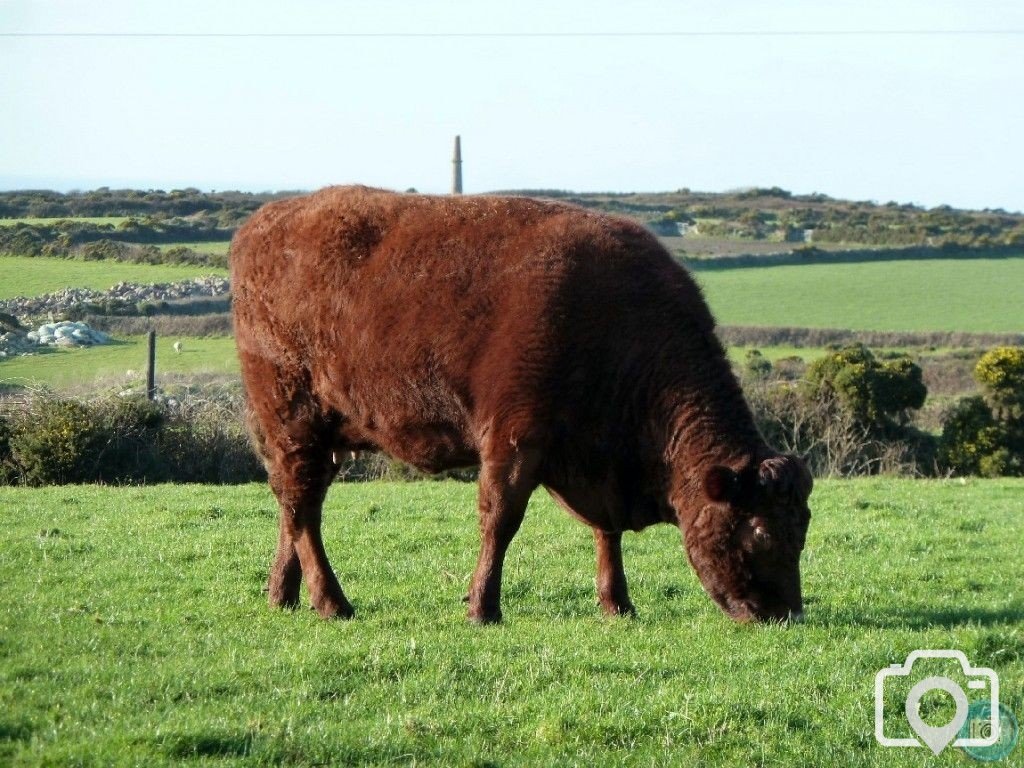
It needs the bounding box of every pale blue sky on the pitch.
[2,1,1023,210]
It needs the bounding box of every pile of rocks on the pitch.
[30,321,111,347]
[0,331,36,358]
[0,276,230,324]
[0,320,111,358]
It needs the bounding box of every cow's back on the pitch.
[231,186,713,471]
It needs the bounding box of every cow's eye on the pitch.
[751,525,772,550]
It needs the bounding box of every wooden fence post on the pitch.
[146,330,156,400]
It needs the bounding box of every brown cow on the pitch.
[231,186,812,624]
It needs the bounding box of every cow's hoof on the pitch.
[599,600,636,617]
[269,592,302,611]
[467,607,502,625]
[313,595,355,620]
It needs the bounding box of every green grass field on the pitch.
[695,257,1024,333]
[157,241,230,255]
[0,256,228,300]
[0,479,1020,765]
[0,340,832,391]
[0,216,130,227]
[0,335,239,390]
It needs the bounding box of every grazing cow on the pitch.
[231,187,812,624]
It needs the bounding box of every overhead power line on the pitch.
[2,29,1023,38]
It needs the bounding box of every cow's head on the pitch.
[680,455,812,623]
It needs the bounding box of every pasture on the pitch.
[0,256,228,300]
[0,335,239,390]
[694,256,1024,333]
[0,336,833,391]
[1,479,1020,765]
[157,241,231,255]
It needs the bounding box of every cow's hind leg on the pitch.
[467,450,541,624]
[268,519,303,608]
[267,439,353,619]
[252,388,351,619]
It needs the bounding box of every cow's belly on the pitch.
[332,394,479,474]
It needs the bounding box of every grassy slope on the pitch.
[695,257,1024,333]
[0,256,228,300]
[0,336,239,390]
[1,479,1021,766]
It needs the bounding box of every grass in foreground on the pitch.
[0,335,239,390]
[0,256,228,300]
[0,479,1021,766]
[696,256,1024,333]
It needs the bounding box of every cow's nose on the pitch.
[788,610,805,624]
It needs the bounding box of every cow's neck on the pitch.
[652,356,769,521]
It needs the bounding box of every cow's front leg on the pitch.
[594,529,635,616]
[466,450,540,623]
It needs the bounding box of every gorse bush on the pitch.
[746,379,931,477]
[7,399,105,484]
[940,346,1024,477]
[0,393,263,486]
[803,344,926,434]
[974,345,1024,417]
[742,344,935,477]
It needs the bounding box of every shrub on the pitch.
[974,346,1024,418]
[0,393,264,486]
[7,399,105,485]
[0,413,17,484]
[742,349,772,380]
[746,380,931,477]
[93,397,165,482]
[937,396,1001,476]
[804,344,925,434]
[938,346,1024,476]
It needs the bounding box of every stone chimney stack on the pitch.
[452,135,463,195]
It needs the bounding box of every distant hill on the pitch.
[496,187,1024,251]
[1,186,1023,253]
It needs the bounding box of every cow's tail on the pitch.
[243,400,271,470]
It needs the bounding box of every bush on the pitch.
[0,393,264,486]
[937,396,1002,476]
[804,345,925,434]
[742,349,772,380]
[747,380,932,477]
[0,413,17,484]
[7,399,105,485]
[974,346,1024,417]
[938,347,1024,477]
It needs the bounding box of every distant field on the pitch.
[0,216,130,226]
[0,335,239,390]
[0,337,814,391]
[156,240,230,255]
[6,337,814,391]
[695,257,1024,333]
[0,255,228,300]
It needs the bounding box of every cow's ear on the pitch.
[703,465,740,504]
[759,455,813,501]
